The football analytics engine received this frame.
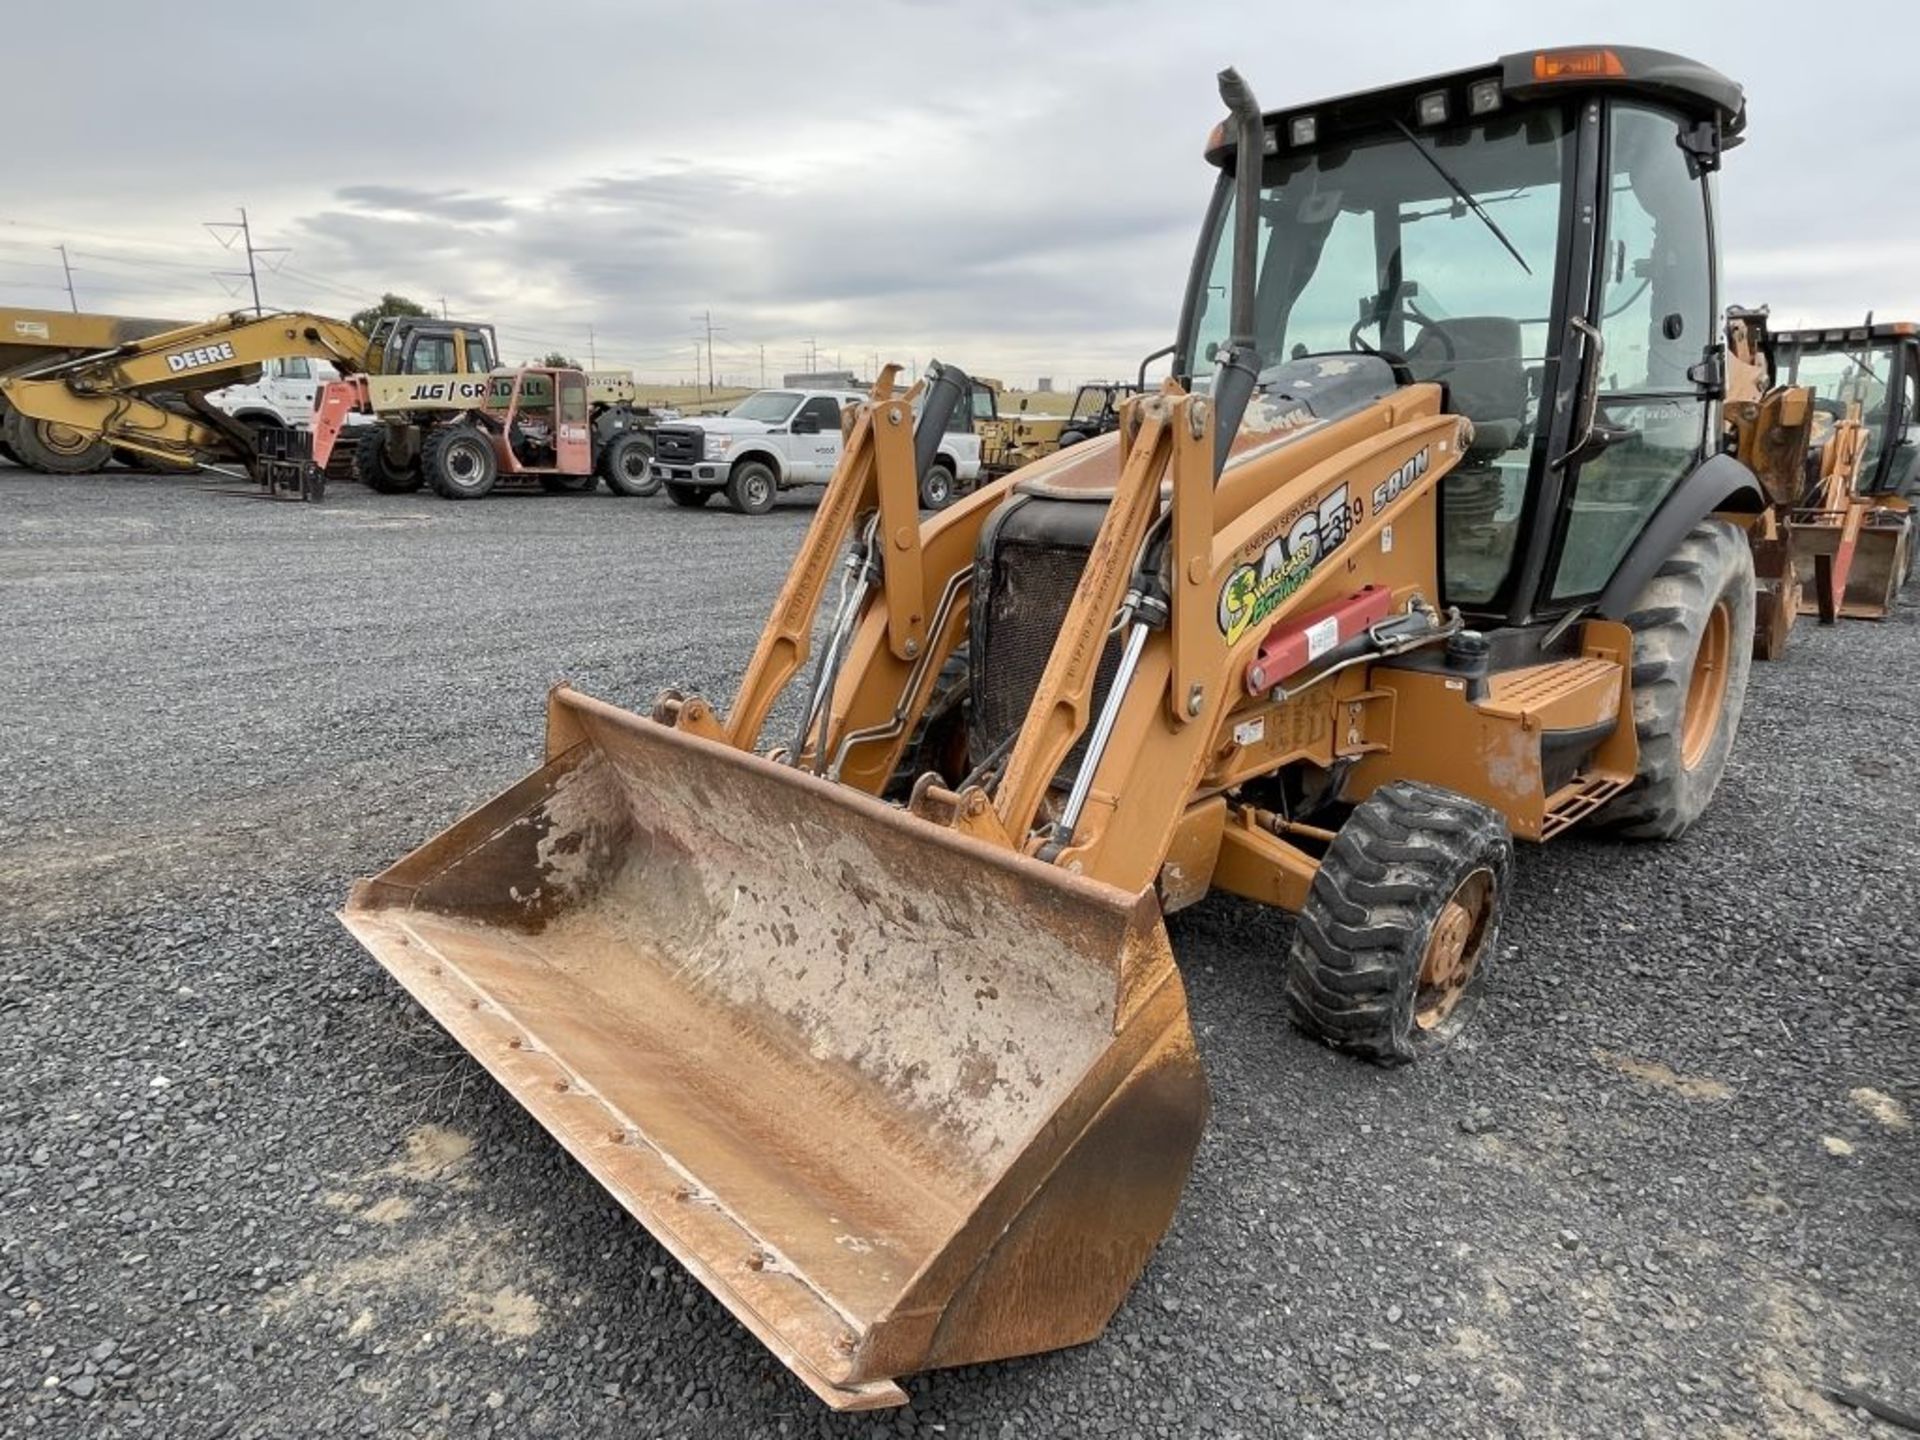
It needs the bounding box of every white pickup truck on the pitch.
[647,386,981,514]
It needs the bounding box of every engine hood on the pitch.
[1012,355,1403,500]
[668,415,777,437]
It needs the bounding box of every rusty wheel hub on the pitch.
[1415,869,1494,1031]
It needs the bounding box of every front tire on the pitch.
[919,460,957,510]
[1594,518,1754,840]
[353,427,424,494]
[726,459,777,515]
[423,426,500,500]
[664,482,711,509]
[1283,781,1512,1066]
[598,432,659,497]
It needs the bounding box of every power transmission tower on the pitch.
[205,207,288,315]
[691,310,724,395]
[56,244,77,312]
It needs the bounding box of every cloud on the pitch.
[1,0,1915,381]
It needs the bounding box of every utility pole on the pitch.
[588,325,597,369]
[758,343,766,388]
[691,310,722,396]
[438,297,449,319]
[205,207,287,315]
[56,244,77,312]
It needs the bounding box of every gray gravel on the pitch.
[2,463,1915,1438]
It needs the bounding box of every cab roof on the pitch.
[1205,45,1745,167]
[1774,321,1919,346]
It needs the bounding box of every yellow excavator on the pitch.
[0,310,493,498]
[0,306,185,473]
[343,47,1761,1408]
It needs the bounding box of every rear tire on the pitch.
[919,460,957,511]
[1594,518,1754,840]
[353,427,424,494]
[1283,781,1512,1066]
[598,431,659,497]
[3,406,112,474]
[423,426,499,500]
[665,482,711,508]
[726,459,777,515]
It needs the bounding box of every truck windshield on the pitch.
[729,391,802,423]
[1187,107,1571,604]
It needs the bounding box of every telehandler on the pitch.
[0,306,184,473]
[408,364,657,499]
[0,309,492,498]
[306,318,656,497]
[342,47,1760,1409]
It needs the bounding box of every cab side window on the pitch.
[798,397,843,431]
[1549,103,1716,601]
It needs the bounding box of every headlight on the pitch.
[703,433,734,460]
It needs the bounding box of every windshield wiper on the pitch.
[1390,118,1532,276]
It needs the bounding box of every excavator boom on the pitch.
[0,310,379,497]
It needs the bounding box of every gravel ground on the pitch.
[2,463,1915,1439]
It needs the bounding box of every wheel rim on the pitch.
[1415,868,1494,1031]
[1680,599,1732,771]
[620,449,648,482]
[746,474,770,507]
[39,421,98,457]
[448,441,485,486]
[925,474,951,507]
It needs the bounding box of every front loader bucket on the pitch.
[1791,511,1910,620]
[340,687,1206,1410]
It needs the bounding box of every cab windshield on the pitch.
[729,391,802,424]
[1187,109,1570,604]
[1784,345,1897,477]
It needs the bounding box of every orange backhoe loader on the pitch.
[1723,306,1902,657]
[342,47,1762,1408]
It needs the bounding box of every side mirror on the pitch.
[791,414,819,435]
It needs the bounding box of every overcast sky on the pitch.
[3,1,1915,386]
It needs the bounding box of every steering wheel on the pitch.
[1349,310,1454,366]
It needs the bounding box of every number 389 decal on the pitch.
[1218,484,1365,644]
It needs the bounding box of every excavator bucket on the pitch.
[340,687,1207,1410]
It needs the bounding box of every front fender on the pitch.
[1595,452,1765,620]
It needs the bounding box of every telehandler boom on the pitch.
[343,47,1761,1409]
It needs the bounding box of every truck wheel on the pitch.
[665,482,710,509]
[423,426,499,500]
[1594,518,1754,840]
[598,432,659,497]
[3,407,112,474]
[918,460,957,510]
[726,459,777,515]
[1283,781,1512,1066]
[353,427,424,494]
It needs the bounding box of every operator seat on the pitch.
[1407,317,1528,462]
